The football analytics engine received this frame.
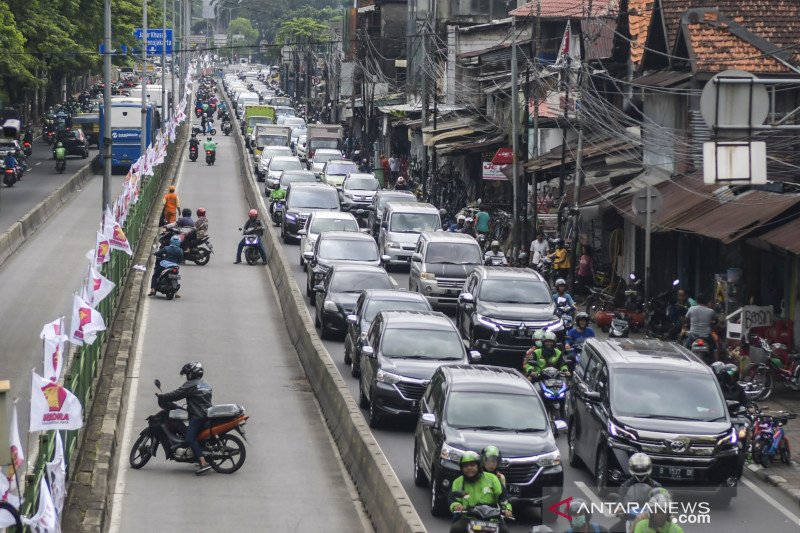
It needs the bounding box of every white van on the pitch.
[378,202,442,265]
[236,92,260,118]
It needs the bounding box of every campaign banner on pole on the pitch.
[29,372,83,432]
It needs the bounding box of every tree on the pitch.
[275,17,330,45]
[227,17,260,58]
[0,2,37,104]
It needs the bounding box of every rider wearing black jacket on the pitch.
[157,362,213,475]
[235,209,267,264]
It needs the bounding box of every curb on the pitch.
[0,160,94,268]
[225,87,426,533]
[746,461,800,505]
[61,128,188,532]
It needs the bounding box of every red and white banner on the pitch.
[43,332,68,382]
[39,317,64,341]
[69,294,106,346]
[8,403,24,478]
[103,207,132,255]
[82,265,115,308]
[29,371,83,432]
[86,231,111,267]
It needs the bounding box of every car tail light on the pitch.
[206,150,212,155]
[696,339,705,346]
[171,268,179,273]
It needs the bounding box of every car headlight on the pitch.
[717,428,738,446]
[440,443,466,463]
[475,314,499,331]
[376,369,401,384]
[387,241,401,248]
[285,213,297,221]
[420,272,436,280]
[608,421,637,441]
[536,449,562,467]
[323,300,338,312]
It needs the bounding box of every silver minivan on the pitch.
[378,202,441,265]
[409,232,482,307]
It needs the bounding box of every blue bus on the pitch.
[99,99,154,172]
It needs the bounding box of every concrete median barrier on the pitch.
[229,109,426,533]
[0,161,94,268]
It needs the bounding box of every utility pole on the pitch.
[102,0,112,212]
[421,19,430,199]
[431,94,438,204]
[162,0,167,125]
[141,0,148,158]
[523,66,530,253]
[511,15,520,257]
[532,0,541,237]
[171,0,177,118]
[644,185,652,307]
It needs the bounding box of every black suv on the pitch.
[358,311,480,428]
[281,183,340,243]
[54,128,89,158]
[414,365,564,518]
[456,267,563,368]
[568,338,740,502]
[344,290,432,377]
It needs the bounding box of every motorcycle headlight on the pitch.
[536,449,562,467]
[609,421,637,441]
[717,428,738,446]
[420,272,436,280]
[323,300,338,312]
[440,443,466,463]
[376,369,401,384]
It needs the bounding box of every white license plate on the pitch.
[507,484,521,495]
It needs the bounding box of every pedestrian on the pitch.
[380,154,390,185]
[547,238,571,283]
[529,230,550,267]
[389,154,400,184]
[162,185,180,225]
[475,205,490,239]
[575,244,594,296]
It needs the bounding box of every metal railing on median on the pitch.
[19,141,177,522]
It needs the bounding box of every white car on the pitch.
[265,156,304,189]
[309,148,343,176]
[256,145,293,180]
[298,211,360,271]
[295,135,308,160]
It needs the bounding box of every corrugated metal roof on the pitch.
[581,18,615,60]
[510,0,619,19]
[757,218,800,254]
[631,70,692,88]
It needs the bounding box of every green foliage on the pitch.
[276,17,331,45]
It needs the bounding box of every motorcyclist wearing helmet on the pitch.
[567,497,609,533]
[547,238,571,282]
[711,361,747,404]
[449,214,466,233]
[620,453,661,498]
[149,235,184,296]
[480,446,507,490]
[176,207,195,228]
[189,132,200,151]
[449,451,512,533]
[54,142,67,161]
[203,136,217,153]
[463,217,477,238]
[565,312,596,358]
[532,329,544,349]
[235,209,267,264]
[3,150,17,173]
[484,240,508,265]
[194,208,209,241]
[632,493,683,533]
[552,278,576,310]
[394,175,407,190]
[156,362,213,475]
[523,331,569,379]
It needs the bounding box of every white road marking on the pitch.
[35,161,41,166]
[574,481,616,518]
[741,477,800,526]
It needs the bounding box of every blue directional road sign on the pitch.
[133,28,173,54]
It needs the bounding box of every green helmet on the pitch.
[481,445,502,469]
[544,331,557,343]
[460,451,480,466]
[533,329,544,348]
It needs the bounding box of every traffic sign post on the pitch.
[134,28,174,54]
[98,44,128,55]
[632,186,663,309]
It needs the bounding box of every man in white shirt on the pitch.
[388,155,400,182]
[530,231,550,266]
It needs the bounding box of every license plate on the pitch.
[657,466,695,480]
[507,484,521,495]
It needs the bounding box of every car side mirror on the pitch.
[362,346,375,358]
[420,413,436,427]
[458,293,474,305]
[554,420,568,432]
[468,350,482,363]
[411,253,422,263]
[313,283,324,292]
[380,255,391,263]
[584,390,601,402]
[303,251,314,260]
[347,314,358,325]
[726,400,741,414]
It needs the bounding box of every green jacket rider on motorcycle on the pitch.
[54,143,66,160]
[270,186,287,201]
[449,452,512,520]
[523,331,569,377]
[203,138,217,152]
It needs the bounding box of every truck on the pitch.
[242,104,276,149]
[305,124,343,162]
[252,124,292,175]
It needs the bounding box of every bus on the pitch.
[99,101,154,172]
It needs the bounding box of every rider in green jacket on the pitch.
[449,451,512,533]
[523,331,569,378]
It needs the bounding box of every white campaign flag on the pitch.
[22,476,59,532]
[103,207,132,255]
[89,231,111,267]
[69,294,106,346]
[8,403,24,476]
[0,475,21,526]
[84,265,115,308]
[39,318,64,340]
[46,432,66,515]
[43,331,68,382]
[29,371,83,432]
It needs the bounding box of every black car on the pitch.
[456,267,564,368]
[281,183,340,243]
[304,231,388,300]
[313,264,394,339]
[358,311,479,428]
[345,290,433,377]
[567,338,740,503]
[367,189,417,236]
[414,365,564,518]
[54,128,89,158]
[267,169,316,196]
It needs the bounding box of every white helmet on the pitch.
[628,452,652,482]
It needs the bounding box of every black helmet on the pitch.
[722,363,740,389]
[182,208,192,217]
[569,497,592,521]
[180,361,204,380]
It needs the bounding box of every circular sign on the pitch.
[311,76,321,86]
[700,70,769,135]
[631,187,663,225]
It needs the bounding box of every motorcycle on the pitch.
[184,237,213,266]
[22,140,32,157]
[743,336,800,400]
[221,120,232,136]
[449,495,513,533]
[270,199,286,226]
[1,162,18,187]
[189,143,199,162]
[483,254,508,266]
[240,229,264,265]
[55,158,66,173]
[608,310,630,338]
[43,129,56,145]
[690,337,714,365]
[645,279,680,340]
[129,378,248,474]
[610,482,654,533]
[750,409,796,467]
[205,149,216,166]
[555,297,574,329]
[153,260,181,300]
[536,367,568,435]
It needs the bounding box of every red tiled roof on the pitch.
[510,0,619,19]
[628,0,655,65]
[686,19,787,74]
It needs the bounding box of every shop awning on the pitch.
[424,127,475,147]
[756,218,800,254]
[525,137,640,172]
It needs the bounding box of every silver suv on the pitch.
[409,232,482,307]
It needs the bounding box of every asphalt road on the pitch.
[0,136,98,233]
[108,131,368,531]
[264,164,800,532]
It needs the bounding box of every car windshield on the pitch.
[378,193,415,209]
[289,189,339,209]
[311,139,339,150]
[390,213,439,233]
[345,177,380,190]
[425,243,481,264]
[364,299,430,323]
[309,217,359,234]
[319,239,378,261]
[262,147,291,157]
[446,391,548,431]
[479,279,552,304]
[248,117,270,127]
[280,173,316,188]
[271,159,302,171]
[326,163,359,176]
[330,272,392,293]
[611,368,727,422]
[314,152,339,163]
[380,328,463,360]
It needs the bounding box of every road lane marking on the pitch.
[741,477,800,526]
[574,481,616,518]
[35,162,41,166]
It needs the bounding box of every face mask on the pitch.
[572,515,587,528]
